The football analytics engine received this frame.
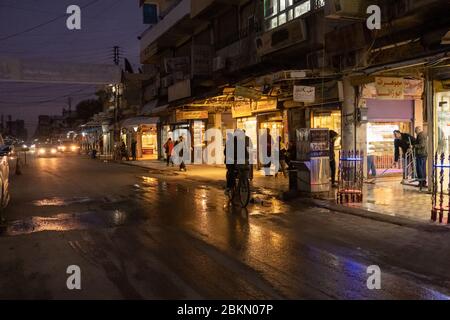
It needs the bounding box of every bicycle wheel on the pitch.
[238,177,250,208]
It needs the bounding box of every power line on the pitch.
[0,0,103,42]
[0,88,95,105]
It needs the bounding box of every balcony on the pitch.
[191,0,241,19]
[140,0,193,63]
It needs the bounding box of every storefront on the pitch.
[141,125,158,159]
[360,77,424,175]
[121,117,160,160]
[171,109,208,161]
[232,99,258,163]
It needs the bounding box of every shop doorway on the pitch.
[311,109,342,158]
[141,125,158,159]
[366,99,415,176]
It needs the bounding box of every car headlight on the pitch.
[71,145,78,151]
[39,148,46,154]
[51,148,57,154]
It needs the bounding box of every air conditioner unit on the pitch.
[212,56,225,72]
[325,0,369,20]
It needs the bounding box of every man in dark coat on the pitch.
[393,130,415,164]
[329,130,339,186]
[413,127,427,188]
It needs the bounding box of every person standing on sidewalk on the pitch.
[393,130,415,179]
[275,136,288,178]
[367,143,377,177]
[131,139,137,161]
[329,130,339,187]
[163,138,174,167]
[414,126,427,188]
[120,140,129,161]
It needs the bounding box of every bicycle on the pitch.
[229,165,251,208]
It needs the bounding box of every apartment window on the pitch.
[294,1,310,18]
[264,0,311,31]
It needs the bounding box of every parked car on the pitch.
[0,135,11,216]
[36,143,60,158]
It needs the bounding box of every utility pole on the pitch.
[113,46,121,147]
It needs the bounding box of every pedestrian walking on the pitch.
[131,139,137,161]
[163,138,174,166]
[174,136,187,171]
[275,136,288,178]
[99,138,103,156]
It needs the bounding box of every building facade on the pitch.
[136,0,450,181]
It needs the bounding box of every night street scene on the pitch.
[1,0,450,308]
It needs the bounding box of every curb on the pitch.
[299,197,450,232]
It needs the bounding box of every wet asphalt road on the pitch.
[0,155,450,299]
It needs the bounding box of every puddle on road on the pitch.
[0,209,130,236]
[136,175,290,217]
[33,197,93,207]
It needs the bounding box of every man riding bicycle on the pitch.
[224,129,252,196]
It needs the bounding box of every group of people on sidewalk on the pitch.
[392,127,428,188]
[162,129,298,177]
[163,136,187,171]
[366,127,428,188]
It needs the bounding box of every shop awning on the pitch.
[121,117,159,128]
[146,104,170,116]
[141,100,159,115]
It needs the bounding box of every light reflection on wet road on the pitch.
[1,156,450,299]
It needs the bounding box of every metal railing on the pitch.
[337,150,364,204]
[431,152,450,224]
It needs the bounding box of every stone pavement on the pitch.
[346,177,433,222]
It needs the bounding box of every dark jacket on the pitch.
[394,133,415,162]
[414,132,427,157]
[224,134,251,165]
[329,131,339,161]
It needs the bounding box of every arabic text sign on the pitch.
[375,77,404,100]
[232,101,253,118]
[176,110,208,122]
[293,85,315,103]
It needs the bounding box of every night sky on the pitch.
[0,0,145,137]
